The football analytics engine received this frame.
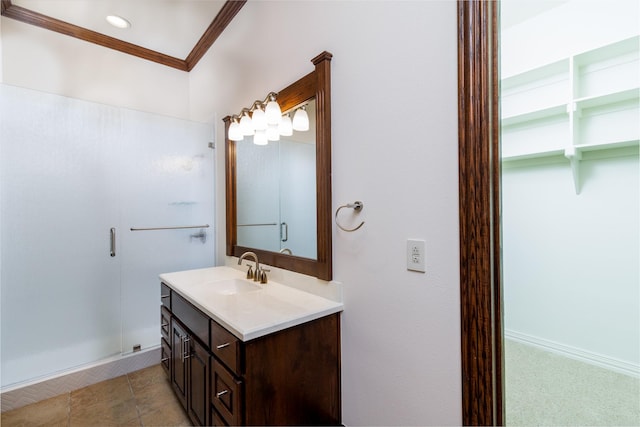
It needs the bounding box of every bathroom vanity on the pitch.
[159,266,343,426]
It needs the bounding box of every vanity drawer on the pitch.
[211,320,241,374]
[160,338,171,376]
[160,306,171,343]
[212,409,226,426]
[160,283,171,309]
[172,292,209,346]
[212,359,243,426]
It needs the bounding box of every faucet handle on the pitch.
[259,267,270,284]
[245,264,254,280]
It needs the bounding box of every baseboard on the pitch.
[1,346,160,412]
[505,329,640,378]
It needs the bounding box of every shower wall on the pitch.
[0,84,215,388]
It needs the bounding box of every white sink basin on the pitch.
[209,278,262,295]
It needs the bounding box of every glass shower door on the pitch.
[1,84,216,388]
[118,110,215,353]
[0,85,122,386]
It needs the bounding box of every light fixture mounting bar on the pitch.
[229,92,279,121]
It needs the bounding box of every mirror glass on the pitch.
[225,51,332,280]
[236,100,317,259]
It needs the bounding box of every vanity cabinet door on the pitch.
[187,338,210,426]
[171,319,188,410]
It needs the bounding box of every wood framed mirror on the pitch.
[224,51,332,281]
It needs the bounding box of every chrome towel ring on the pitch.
[335,201,365,232]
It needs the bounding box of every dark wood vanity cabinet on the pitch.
[169,291,211,426]
[160,282,342,426]
[160,284,172,377]
[239,314,341,426]
[186,332,210,426]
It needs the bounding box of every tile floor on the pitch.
[1,364,192,427]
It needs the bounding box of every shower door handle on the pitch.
[110,228,116,257]
[280,222,288,242]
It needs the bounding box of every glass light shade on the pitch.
[265,100,282,125]
[228,121,243,141]
[253,130,268,145]
[266,124,280,141]
[252,108,267,131]
[279,114,293,136]
[239,114,254,136]
[292,107,309,131]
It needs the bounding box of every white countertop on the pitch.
[159,266,343,341]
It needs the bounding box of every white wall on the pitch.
[189,2,461,425]
[501,0,640,78]
[0,13,3,82]
[502,154,640,370]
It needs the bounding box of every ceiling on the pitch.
[500,0,569,29]
[1,0,246,71]
[2,0,571,69]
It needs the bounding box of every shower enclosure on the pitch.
[0,84,215,388]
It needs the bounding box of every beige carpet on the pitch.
[505,339,640,426]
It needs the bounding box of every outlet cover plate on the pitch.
[407,239,426,273]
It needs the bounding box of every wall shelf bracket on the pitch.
[564,146,582,195]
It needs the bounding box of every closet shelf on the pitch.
[503,139,639,160]
[502,148,565,162]
[501,35,640,194]
[502,103,568,127]
[575,88,639,110]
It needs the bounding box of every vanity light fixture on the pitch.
[278,113,293,136]
[292,105,309,131]
[239,110,254,136]
[227,92,310,145]
[106,15,131,29]
[266,124,280,141]
[251,104,267,131]
[264,93,282,125]
[253,130,268,145]
[228,118,243,141]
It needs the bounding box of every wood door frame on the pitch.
[458,1,503,425]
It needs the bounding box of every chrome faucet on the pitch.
[238,251,260,282]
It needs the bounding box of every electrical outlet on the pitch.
[407,239,426,273]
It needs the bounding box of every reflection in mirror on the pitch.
[236,100,317,259]
[225,51,332,280]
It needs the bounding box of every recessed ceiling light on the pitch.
[106,15,131,29]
